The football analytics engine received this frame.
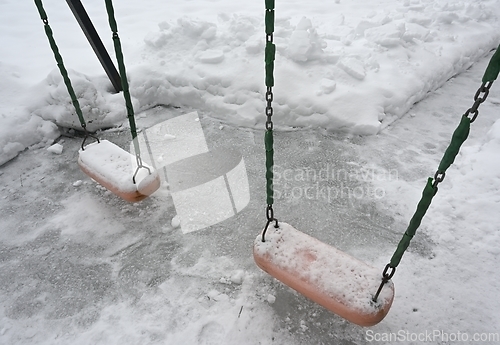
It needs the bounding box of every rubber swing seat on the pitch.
[78,140,161,202]
[253,223,394,326]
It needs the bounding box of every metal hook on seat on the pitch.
[372,264,396,303]
[261,205,279,242]
[80,126,100,151]
[132,154,152,184]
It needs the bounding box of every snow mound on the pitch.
[61,5,500,135]
[28,69,127,132]
[286,17,326,62]
[1,1,500,166]
[0,113,59,166]
[0,63,59,165]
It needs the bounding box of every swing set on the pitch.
[35,0,500,328]
[253,0,500,327]
[34,0,160,202]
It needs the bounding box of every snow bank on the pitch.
[134,2,500,134]
[0,63,59,166]
[28,69,128,132]
[0,112,59,166]
[1,0,500,166]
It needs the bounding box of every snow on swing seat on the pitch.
[253,223,394,326]
[78,140,160,202]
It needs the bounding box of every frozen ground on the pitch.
[1,0,500,344]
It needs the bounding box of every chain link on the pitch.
[265,30,274,131]
[373,264,396,302]
[464,81,493,123]
[433,80,493,188]
[263,3,277,240]
[432,171,445,188]
[266,87,274,130]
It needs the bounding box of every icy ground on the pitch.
[1,53,500,344]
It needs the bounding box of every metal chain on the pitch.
[464,81,493,123]
[372,264,396,302]
[433,80,493,189]
[265,32,274,131]
[262,205,279,242]
[373,78,495,302]
[34,0,100,150]
[264,0,275,132]
[104,0,150,182]
[262,0,278,241]
[266,86,274,130]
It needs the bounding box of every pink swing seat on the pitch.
[254,222,395,326]
[78,140,160,202]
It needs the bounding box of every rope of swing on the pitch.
[373,45,500,302]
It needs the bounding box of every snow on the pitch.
[1,0,500,344]
[2,0,500,164]
[171,215,181,229]
[46,143,63,155]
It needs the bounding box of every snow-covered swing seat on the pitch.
[253,0,394,327]
[78,139,160,202]
[254,223,395,326]
[35,0,160,202]
[255,0,500,327]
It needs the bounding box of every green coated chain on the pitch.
[34,0,89,136]
[262,0,278,241]
[374,45,500,302]
[104,0,147,180]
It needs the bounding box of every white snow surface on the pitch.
[1,0,500,164]
[1,0,500,344]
